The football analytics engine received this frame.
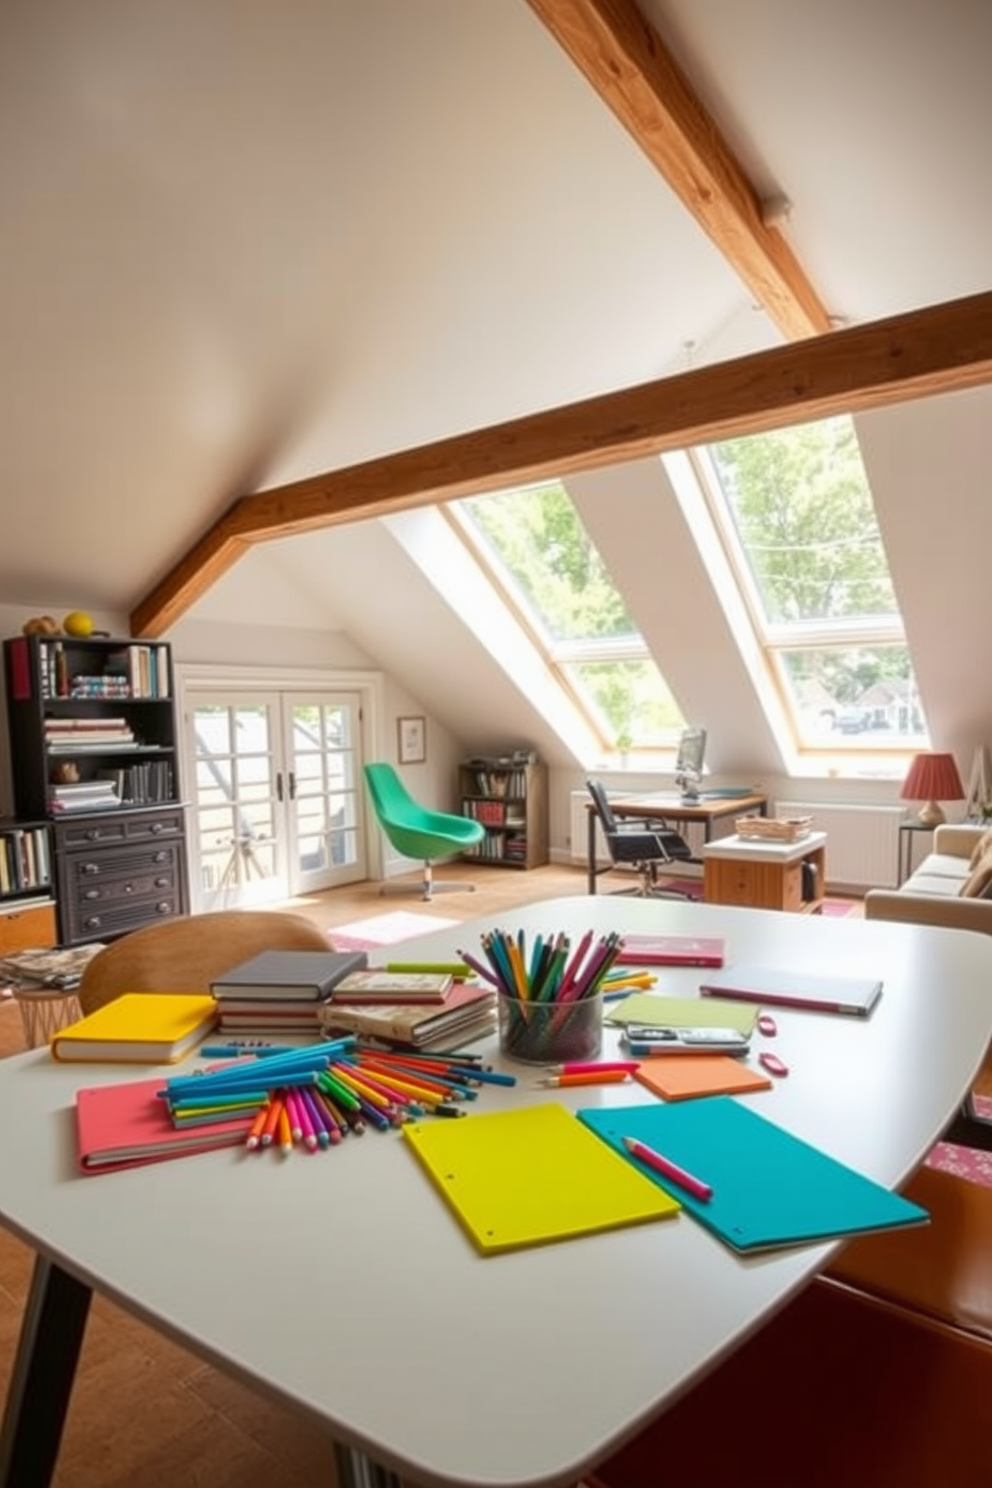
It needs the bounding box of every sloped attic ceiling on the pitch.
[3,0,992,769]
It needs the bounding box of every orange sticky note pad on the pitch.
[634,1055,773,1102]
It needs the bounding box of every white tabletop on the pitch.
[2,896,991,1488]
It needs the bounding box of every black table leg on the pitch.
[333,1442,405,1488]
[0,1255,91,1488]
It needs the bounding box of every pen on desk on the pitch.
[622,1136,713,1202]
[548,1060,640,1076]
[383,961,475,977]
[200,1043,298,1058]
[537,1070,632,1088]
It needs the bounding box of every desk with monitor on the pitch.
[2,895,991,1488]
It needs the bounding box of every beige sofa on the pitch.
[864,824,992,933]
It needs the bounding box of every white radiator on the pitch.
[775,801,903,890]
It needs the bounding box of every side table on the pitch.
[701,832,828,914]
[12,986,82,1049]
[898,820,934,885]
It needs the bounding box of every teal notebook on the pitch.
[577,1097,929,1254]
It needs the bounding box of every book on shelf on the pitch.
[210,948,368,1002]
[318,982,497,1047]
[76,1075,254,1173]
[51,993,219,1063]
[330,969,455,1003]
[615,934,725,967]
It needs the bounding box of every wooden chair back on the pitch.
[77,910,331,1015]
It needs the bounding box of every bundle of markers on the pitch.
[460,928,625,1063]
[158,1039,516,1155]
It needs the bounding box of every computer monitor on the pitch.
[674,726,707,800]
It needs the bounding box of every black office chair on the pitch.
[586,778,695,897]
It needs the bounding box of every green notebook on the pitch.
[578,1097,929,1254]
[605,993,757,1035]
[402,1102,680,1254]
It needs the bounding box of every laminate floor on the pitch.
[0,861,867,1486]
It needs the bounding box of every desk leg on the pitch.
[587,807,597,895]
[0,1255,91,1488]
[333,1441,404,1488]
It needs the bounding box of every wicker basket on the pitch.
[734,815,813,843]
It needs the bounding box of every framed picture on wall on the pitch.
[397,716,426,765]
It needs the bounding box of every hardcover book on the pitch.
[318,982,496,1046]
[615,934,725,967]
[330,968,454,1003]
[51,993,219,1063]
[699,965,883,1017]
[210,949,368,1002]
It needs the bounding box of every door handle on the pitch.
[276,772,284,802]
[288,772,296,800]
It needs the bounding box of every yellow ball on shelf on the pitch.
[63,611,94,637]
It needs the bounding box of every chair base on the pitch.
[378,865,478,903]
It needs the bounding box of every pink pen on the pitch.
[622,1135,714,1202]
[550,1061,640,1076]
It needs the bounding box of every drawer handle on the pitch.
[84,916,103,929]
[85,829,102,841]
[153,851,168,863]
[154,877,169,888]
[156,901,172,915]
[82,863,100,875]
[150,823,164,834]
[84,889,100,901]
[124,883,134,894]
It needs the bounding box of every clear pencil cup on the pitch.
[497,990,603,1065]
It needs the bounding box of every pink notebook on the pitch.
[76,1076,254,1174]
[616,934,725,967]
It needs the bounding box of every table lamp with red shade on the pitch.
[900,752,966,827]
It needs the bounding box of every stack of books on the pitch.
[47,779,122,813]
[209,949,370,1035]
[44,717,137,751]
[318,970,497,1050]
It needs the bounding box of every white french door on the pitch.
[184,689,367,910]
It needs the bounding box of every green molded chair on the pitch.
[363,762,486,901]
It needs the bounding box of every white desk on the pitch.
[3,897,992,1488]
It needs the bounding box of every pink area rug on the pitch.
[328,910,458,952]
[925,1095,992,1187]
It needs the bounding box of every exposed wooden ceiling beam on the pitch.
[524,0,831,340]
[132,290,992,637]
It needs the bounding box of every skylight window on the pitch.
[695,416,929,752]
[450,483,685,753]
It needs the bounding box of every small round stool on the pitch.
[12,986,83,1049]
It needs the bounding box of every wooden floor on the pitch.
[0,861,872,1487]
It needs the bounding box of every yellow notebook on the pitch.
[402,1102,680,1254]
[50,993,219,1063]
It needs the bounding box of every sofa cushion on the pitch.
[907,873,974,897]
[962,848,992,898]
[917,852,973,880]
[969,828,992,868]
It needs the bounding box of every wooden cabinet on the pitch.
[701,832,827,914]
[3,634,189,945]
[459,755,549,869]
[53,805,187,945]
